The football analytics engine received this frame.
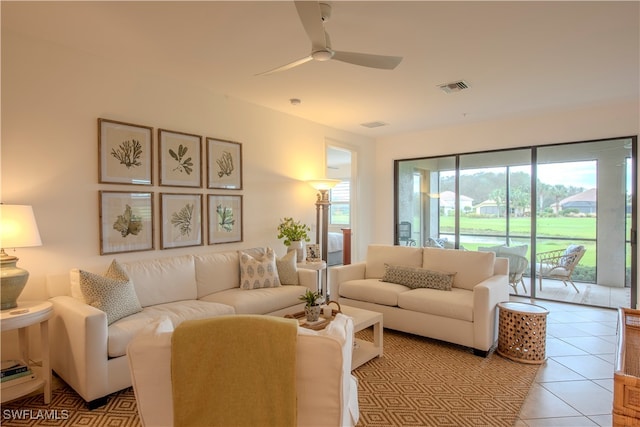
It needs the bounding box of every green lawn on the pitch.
[436,216,605,266]
[440,216,597,239]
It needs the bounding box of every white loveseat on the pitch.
[48,248,318,407]
[329,244,509,356]
[127,314,359,427]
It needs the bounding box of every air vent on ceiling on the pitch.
[360,121,388,128]
[438,80,470,93]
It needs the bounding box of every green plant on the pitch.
[277,217,311,246]
[298,289,322,307]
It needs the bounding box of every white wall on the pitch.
[1,31,375,304]
[374,100,640,303]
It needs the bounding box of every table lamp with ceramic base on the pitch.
[0,205,42,310]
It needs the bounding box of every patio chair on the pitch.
[536,245,586,293]
[398,221,416,246]
[478,245,529,294]
[504,253,529,294]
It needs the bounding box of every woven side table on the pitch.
[497,301,549,364]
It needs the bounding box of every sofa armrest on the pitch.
[493,257,508,275]
[472,275,510,352]
[297,269,318,291]
[328,262,366,298]
[50,295,110,402]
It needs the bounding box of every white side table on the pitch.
[297,261,327,297]
[1,301,53,404]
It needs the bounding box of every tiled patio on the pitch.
[510,277,630,309]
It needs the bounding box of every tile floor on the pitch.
[514,296,619,426]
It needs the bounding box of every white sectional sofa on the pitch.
[48,248,318,408]
[329,244,509,356]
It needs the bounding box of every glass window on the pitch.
[330,180,350,225]
[394,137,636,309]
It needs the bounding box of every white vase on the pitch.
[288,241,306,263]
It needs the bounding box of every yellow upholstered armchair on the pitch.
[536,245,586,293]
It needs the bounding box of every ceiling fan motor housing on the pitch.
[319,2,331,22]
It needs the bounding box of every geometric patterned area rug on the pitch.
[353,329,539,427]
[1,329,538,427]
[1,383,141,427]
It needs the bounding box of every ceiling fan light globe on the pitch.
[312,50,334,62]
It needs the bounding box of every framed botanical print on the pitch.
[98,118,153,185]
[160,193,203,249]
[158,129,202,187]
[208,194,243,244]
[99,191,154,254]
[207,138,242,190]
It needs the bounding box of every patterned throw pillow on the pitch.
[239,247,281,289]
[380,264,455,291]
[79,260,142,325]
[276,250,298,285]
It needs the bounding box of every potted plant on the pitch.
[299,289,323,322]
[277,217,311,262]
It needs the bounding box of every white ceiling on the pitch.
[3,1,639,138]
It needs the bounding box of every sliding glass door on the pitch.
[394,137,636,309]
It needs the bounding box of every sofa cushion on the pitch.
[199,285,308,314]
[239,248,281,289]
[122,255,197,307]
[108,300,235,358]
[365,245,423,279]
[381,264,455,291]
[276,250,299,285]
[339,278,410,306]
[194,251,240,298]
[79,260,142,325]
[397,288,474,322]
[422,247,495,291]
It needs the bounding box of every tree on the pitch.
[490,188,506,217]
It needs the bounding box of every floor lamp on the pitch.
[307,179,340,300]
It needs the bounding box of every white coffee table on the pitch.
[340,305,383,369]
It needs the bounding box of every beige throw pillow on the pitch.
[79,259,142,325]
[239,247,281,289]
[276,250,298,285]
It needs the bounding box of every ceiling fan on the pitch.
[257,1,403,75]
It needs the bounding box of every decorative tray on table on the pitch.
[285,301,341,331]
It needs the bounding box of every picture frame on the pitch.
[158,129,202,188]
[98,118,153,185]
[208,194,243,244]
[207,138,242,190]
[99,191,154,254]
[306,244,321,262]
[160,193,203,249]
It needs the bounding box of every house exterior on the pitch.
[439,191,473,215]
[559,188,597,214]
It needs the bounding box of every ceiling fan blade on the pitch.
[255,55,314,76]
[295,1,327,50]
[332,51,403,70]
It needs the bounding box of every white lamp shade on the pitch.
[307,179,341,191]
[0,205,42,249]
